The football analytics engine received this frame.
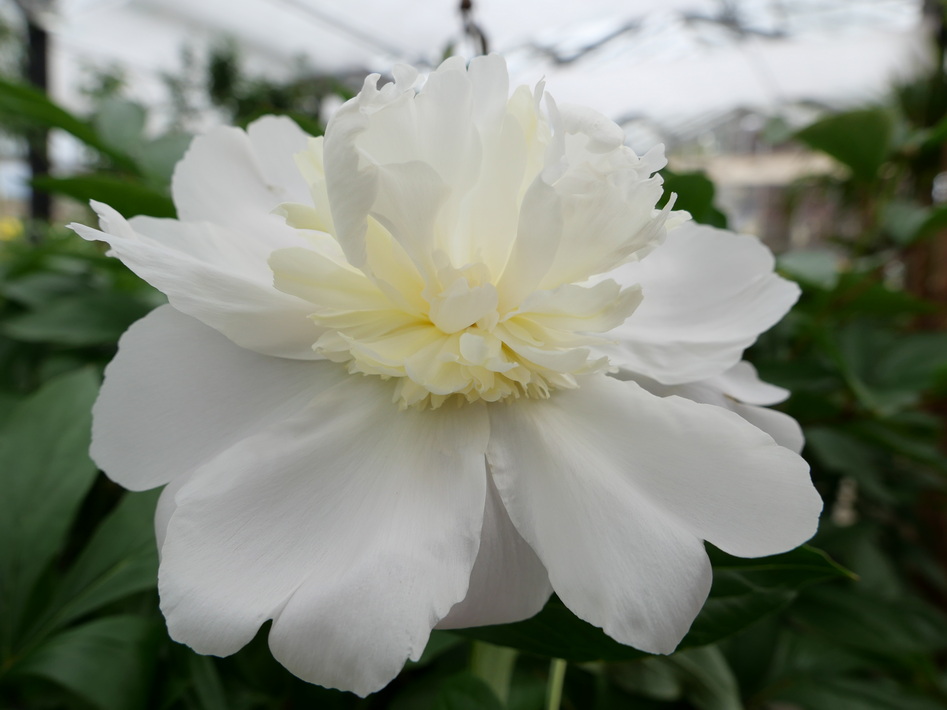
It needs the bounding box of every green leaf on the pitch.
[29,490,160,637]
[433,673,504,710]
[791,585,947,657]
[660,171,728,228]
[137,132,193,183]
[805,428,893,502]
[187,654,230,710]
[92,99,147,158]
[665,646,742,710]
[775,676,946,710]
[459,547,846,661]
[0,370,99,653]
[610,646,742,710]
[683,581,795,649]
[3,291,154,346]
[0,77,139,173]
[32,174,175,219]
[458,596,645,662]
[777,250,841,290]
[705,546,853,590]
[882,200,947,247]
[794,109,893,181]
[11,615,159,710]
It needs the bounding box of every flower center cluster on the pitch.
[272,224,640,409]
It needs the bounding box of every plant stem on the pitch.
[545,658,567,710]
[470,641,517,704]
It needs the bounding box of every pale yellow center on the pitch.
[271,220,640,409]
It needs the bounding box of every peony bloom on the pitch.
[71,55,822,696]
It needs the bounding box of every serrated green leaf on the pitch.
[3,291,154,346]
[10,615,159,710]
[0,370,99,654]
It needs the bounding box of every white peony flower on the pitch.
[71,55,822,696]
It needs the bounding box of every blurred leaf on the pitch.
[881,200,947,247]
[873,332,947,394]
[433,673,504,710]
[92,99,146,158]
[665,646,742,710]
[849,419,947,471]
[795,109,893,181]
[2,271,91,307]
[610,646,742,710]
[805,428,893,502]
[30,490,160,637]
[3,291,154,346]
[187,654,230,710]
[11,615,159,710]
[0,77,139,173]
[774,676,946,710]
[778,250,841,290]
[137,132,192,183]
[882,199,931,246]
[660,171,728,228]
[791,585,947,657]
[32,174,175,219]
[0,370,99,652]
[410,631,464,668]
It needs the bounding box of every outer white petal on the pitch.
[486,375,821,654]
[625,362,804,454]
[70,203,320,359]
[602,223,800,384]
[437,471,552,629]
[91,306,324,491]
[706,361,789,405]
[158,376,490,696]
[172,116,311,237]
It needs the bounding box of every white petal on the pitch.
[70,203,320,359]
[707,361,789,405]
[437,471,552,629]
[92,306,326,491]
[486,376,821,654]
[603,223,800,384]
[158,376,490,696]
[172,116,311,238]
[624,363,804,454]
[730,402,805,454]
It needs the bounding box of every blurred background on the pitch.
[3,2,947,709]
